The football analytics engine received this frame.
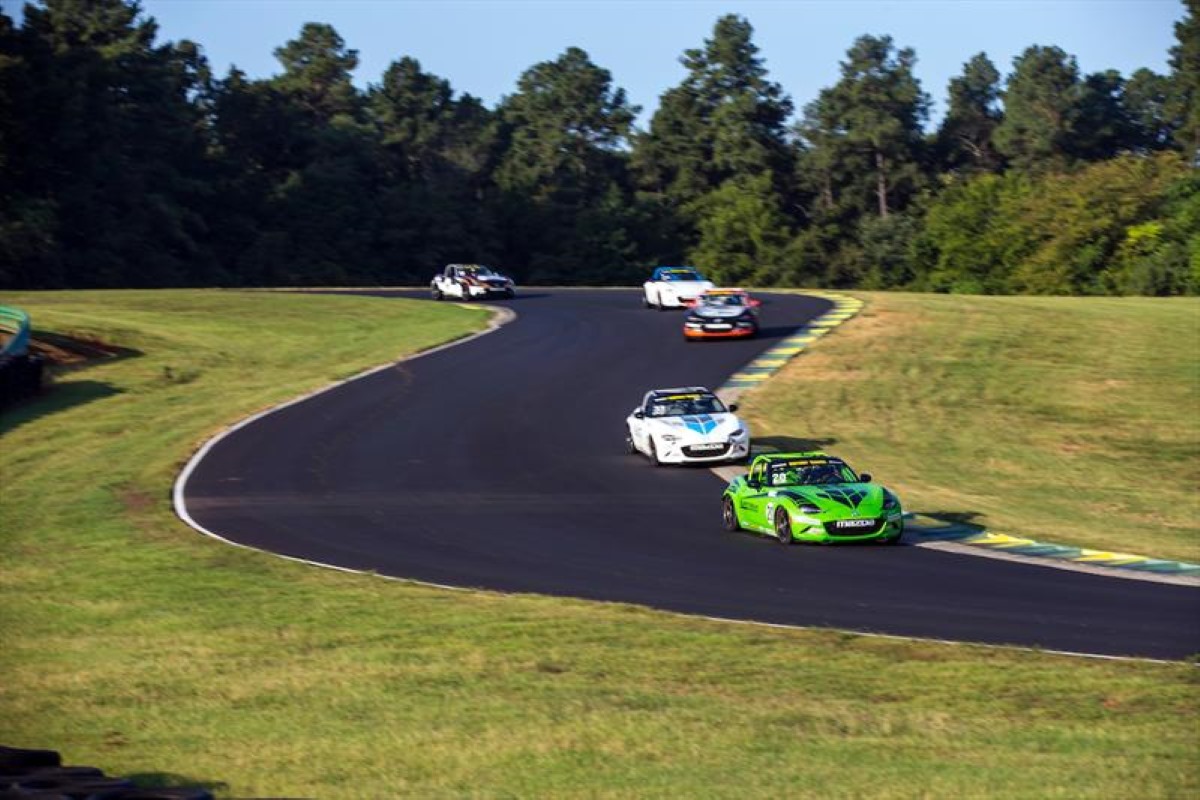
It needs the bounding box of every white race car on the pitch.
[431,264,516,300]
[625,386,751,465]
[643,266,714,310]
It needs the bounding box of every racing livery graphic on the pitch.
[722,452,904,545]
[642,266,714,309]
[430,264,516,300]
[683,289,760,340]
[625,387,750,465]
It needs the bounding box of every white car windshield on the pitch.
[460,266,498,277]
[700,294,747,307]
[660,270,702,282]
[647,393,726,417]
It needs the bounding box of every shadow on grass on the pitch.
[0,379,124,435]
[906,510,988,541]
[126,771,231,795]
[753,434,839,453]
[919,510,986,528]
[1,330,142,434]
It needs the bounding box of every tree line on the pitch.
[1,0,1196,294]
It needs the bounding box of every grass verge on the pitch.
[742,292,1200,565]
[1,289,1197,799]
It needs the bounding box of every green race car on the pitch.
[722,452,904,545]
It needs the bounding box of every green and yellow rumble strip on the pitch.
[906,515,1200,581]
[721,291,862,394]
[716,291,1200,584]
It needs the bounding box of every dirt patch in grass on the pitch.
[30,331,132,366]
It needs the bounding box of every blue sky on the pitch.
[4,0,1186,128]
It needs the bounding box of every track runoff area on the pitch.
[177,289,1200,661]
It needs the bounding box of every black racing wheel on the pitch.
[774,508,792,545]
[722,496,741,532]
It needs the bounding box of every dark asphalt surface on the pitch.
[182,289,1200,659]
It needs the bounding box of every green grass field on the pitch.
[1,290,1197,799]
[742,292,1200,564]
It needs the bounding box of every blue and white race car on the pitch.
[625,387,750,465]
[642,266,714,310]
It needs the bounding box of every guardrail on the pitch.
[0,304,31,358]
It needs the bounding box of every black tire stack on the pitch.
[0,354,43,409]
[0,745,213,800]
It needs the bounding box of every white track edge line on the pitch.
[172,304,514,576]
[171,297,1189,664]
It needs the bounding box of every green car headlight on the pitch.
[882,492,899,510]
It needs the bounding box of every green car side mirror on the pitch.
[859,472,872,483]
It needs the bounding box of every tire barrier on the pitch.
[0,305,41,409]
[0,353,44,408]
[0,746,213,800]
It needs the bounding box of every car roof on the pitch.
[752,451,834,465]
[647,386,712,398]
[652,266,701,277]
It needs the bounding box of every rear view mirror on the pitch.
[859,472,872,483]
[728,403,739,412]
[634,410,645,419]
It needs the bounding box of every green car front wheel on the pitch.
[773,508,792,545]
[722,496,740,531]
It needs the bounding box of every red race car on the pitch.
[683,289,761,340]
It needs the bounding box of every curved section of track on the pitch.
[181,290,1200,660]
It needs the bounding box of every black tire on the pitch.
[431,285,443,301]
[722,496,740,531]
[884,527,904,545]
[657,299,669,311]
[774,508,792,545]
[505,289,516,299]
[648,438,664,467]
[625,428,637,455]
[643,293,653,309]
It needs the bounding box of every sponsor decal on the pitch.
[682,415,719,435]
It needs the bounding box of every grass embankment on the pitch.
[744,293,1200,564]
[1,290,1197,799]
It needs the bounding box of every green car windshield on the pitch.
[648,393,726,417]
[766,459,858,486]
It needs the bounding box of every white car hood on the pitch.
[645,412,741,442]
[657,281,713,298]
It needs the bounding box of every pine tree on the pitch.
[937,53,1003,173]
[994,45,1081,172]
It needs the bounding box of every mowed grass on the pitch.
[743,293,1200,564]
[1,289,1197,799]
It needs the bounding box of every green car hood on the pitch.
[777,483,887,518]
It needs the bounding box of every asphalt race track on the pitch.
[181,290,1200,660]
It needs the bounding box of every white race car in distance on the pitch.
[643,266,714,310]
[431,264,516,300]
[626,387,751,465]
